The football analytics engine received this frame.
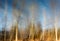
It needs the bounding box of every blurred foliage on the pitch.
[0,23,60,41]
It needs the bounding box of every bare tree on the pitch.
[9,0,26,41]
[3,0,8,41]
[50,0,58,41]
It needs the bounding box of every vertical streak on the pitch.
[4,0,7,41]
[54,3,58,41]
[29,4,34,39]
[53,1,58,41]
[12,0,18,41]
[55,16,58,41]
[42,8,46,41]
[29,4,36,40]
[31,4,34,39]
[9,26,14,41]
[9,0,15,41]
[15,1,18,41]
[9,1,14,40]
[15,22,18,41]
[50,0,58,41]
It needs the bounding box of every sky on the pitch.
[0,0,60,31]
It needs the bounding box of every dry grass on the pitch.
[1,24,60,41]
